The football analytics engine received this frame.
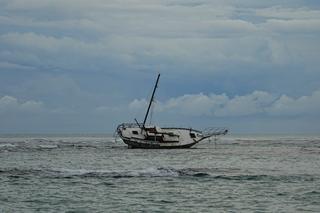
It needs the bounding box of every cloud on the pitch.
[1,0,320,132]
[267,90,320,116]
[256,6,320,20]
[262,19,320,34]
[9,74,103,111]
[0,94,81,115]
[128,98,148,110]
[0,32,121,72]
[0,95,44,114]
[214,91,275,117]
[159,93,228,116]
[1,2,319,76]
[127,90,320,117]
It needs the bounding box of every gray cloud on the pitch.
[1,0,320,133]
[128,90,320,117]
[1,1,319,74]
[267,90,320,116]
[0,95,44,114]
[256,6,320,19]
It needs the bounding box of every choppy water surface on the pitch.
[1,134,320,212]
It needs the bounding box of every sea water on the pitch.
[0,134,320,212]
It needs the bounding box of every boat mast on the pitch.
[142,73,160,129]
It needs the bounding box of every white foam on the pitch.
[49,167,183,177]
[51,168,99,175]
[131,167,180,177]
[0,143,16,148]
[38,144,58,149]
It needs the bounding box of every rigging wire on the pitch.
[149,100,155,125]
[143,85,154,125]
[147,80,158,125]
[143,73,160,128]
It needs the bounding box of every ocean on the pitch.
[0,134,320,212]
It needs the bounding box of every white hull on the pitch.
[122,138,199,149]
[116,124,227,149]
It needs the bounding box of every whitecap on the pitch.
[0,143,16,148]
[38,144,58,149]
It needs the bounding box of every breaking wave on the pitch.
[0,167,209,178]
[0,167,317,181]
[0,138,117,152]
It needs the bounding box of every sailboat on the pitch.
[116,74,228,149]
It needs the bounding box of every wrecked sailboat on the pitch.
[116,74,228,149]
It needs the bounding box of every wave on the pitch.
[0,139,117,152]
[213,174,316,182]
[0,143,17,148]
[0,167,210,178]
[37,144,58,149]
[0,167,318,182]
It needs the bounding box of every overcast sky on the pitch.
[1,0,320,133]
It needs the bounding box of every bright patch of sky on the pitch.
[0,0,320,133]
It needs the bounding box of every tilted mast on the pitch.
[142,74,160,129]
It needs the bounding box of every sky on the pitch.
[0,0,320,134]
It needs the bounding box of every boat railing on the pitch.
[116,123,229,137]
[114,123,141,138]
[116,123,143,132]
[161,126,202,133]
[202,127,229,138]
